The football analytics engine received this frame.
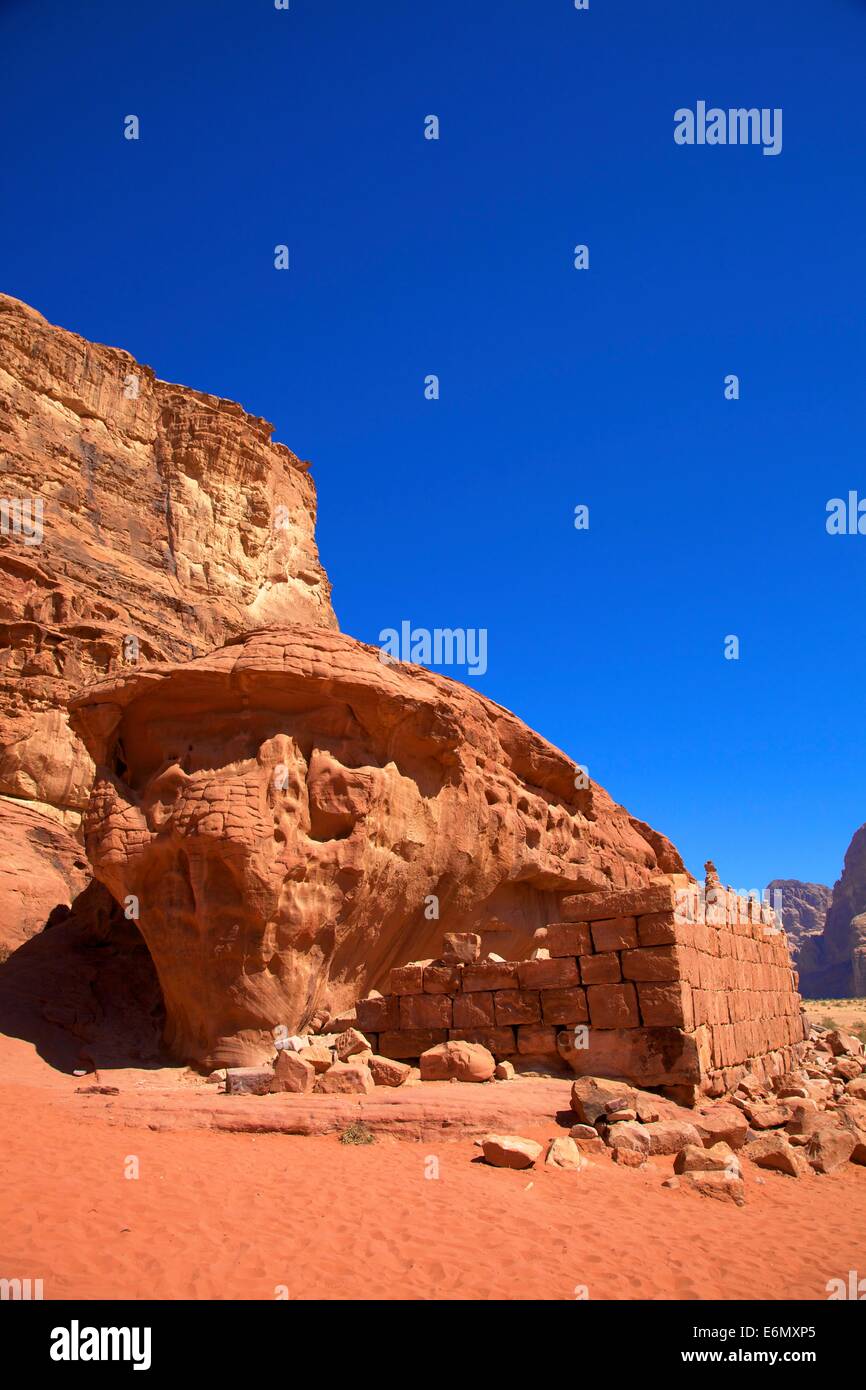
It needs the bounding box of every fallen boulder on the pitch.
[545,1137,585,1171]
[480,1134,543,1169]
[226,1067,274,1096]
[640,1119,702,1156]
[271,1051,316,1094]
[420,1040,495,1083]
[805,1127,856,1174]
[674,1142,740,1179]
[334,1028,372,1062]
[316,1061,375,1095]
[746,1132,810,1178]
[571,1076,637,1125]
[681,1172,746,1206]
[691,1104,749,1150]
[368,1055,411,1088]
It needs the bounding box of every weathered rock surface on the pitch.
[480,1134,543,1169]
[0,798,90,950]
[70,626,684,1068]
[746,1131,810,1178]
[545,1136,584,1170]
[0,878,165,1069]
[419,1040,496,1083]
[0,293,335,833]
[766,879,831,963]
[271,1050,315,1093]
[316,1061,375,1095]
[795,826,866,997]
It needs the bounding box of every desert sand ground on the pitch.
[804,998,866,1042]
[2,1018,865,1302]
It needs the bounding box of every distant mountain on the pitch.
[770,828,866,998]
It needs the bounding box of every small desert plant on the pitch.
[339,1120,375,1146]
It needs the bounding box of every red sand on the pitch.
[1,1036,864,1301]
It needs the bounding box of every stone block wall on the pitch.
[354,879,809,1102]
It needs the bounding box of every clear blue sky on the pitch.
[2,0,864,891]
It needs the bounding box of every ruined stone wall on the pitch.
[356,881,808,1101]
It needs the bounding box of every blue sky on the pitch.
[1,0,864,890]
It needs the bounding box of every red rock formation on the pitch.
[70,625,686,1068]
[797,826,866,997]
[765,878,831,994]
[0,799,90,953]
[0,293,335,829]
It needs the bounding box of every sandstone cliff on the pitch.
[70,625,686,1068]
[765,878,831,977]
[796,827,866,998]
[0,294,335,945]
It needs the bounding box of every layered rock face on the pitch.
[0,293,335,826]
[766,879,831,986]
[796,827,866,997]
[70,626,686,1068]
[0,799,90,953]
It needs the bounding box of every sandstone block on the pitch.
[586,982,639,1029]
[517,957,579,990]
[462,960,518,992]
[562,884,676,922]
[579,952,621,984]
[692,1104,749,1150]
[493,990,541,1026]
[399,994,452,1030]
[480,1134,543,1170]
[420,1039,495,1082]
[389,963,426,995]
[558,1025,702,1087]
[540,987,588,1025]
[637,982,690,1028]
[545,1137,584,1171]
[590,917,638,952]
[543,922,593,957]
[607,1122,650,1156]
[369,1054,411,1087]
[805,1127,856,1173]
[441,931,481,963]
[316,1061,375,1094]
[334,1027,372,1062]
[682,1172,746,1206]
[423,962,463,994]
[451,991,496,1028]
[640,1120,702,1156]
[271,1051,316,1093]
[448,1026,516,1055]
[226,1066,274,1096]
[571,1076,637,1125]
[674,1142,739,1177]
[355,995,399,1033]
[636,910,679,946]
[378,1029,448,1059]
[516,1026,558,1055]
[746,1132,810,1177]
[621,946,680,982]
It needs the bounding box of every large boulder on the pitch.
[420,1040,495,1083]
[570,1076,637,1126]
[746,1132,810,1178]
